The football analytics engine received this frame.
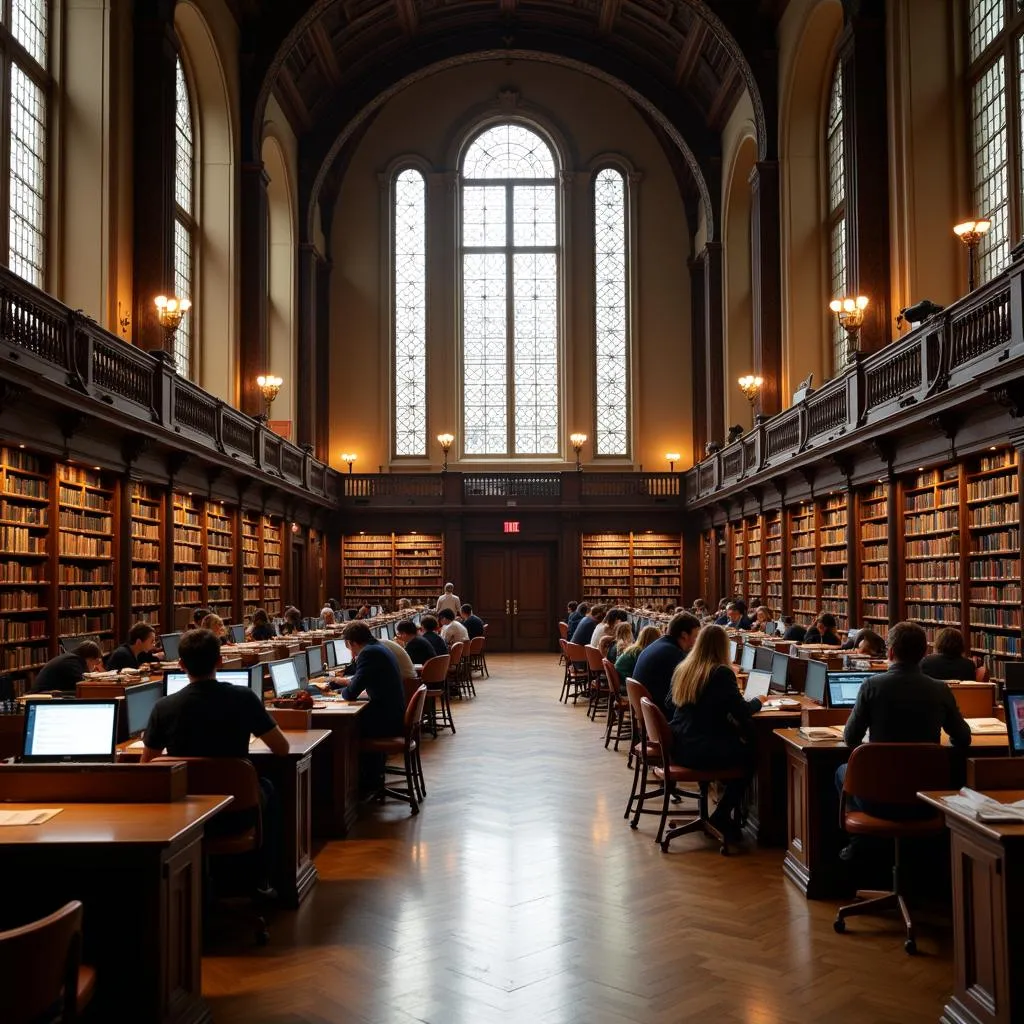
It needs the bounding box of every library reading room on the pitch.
[4,1,1024,1022]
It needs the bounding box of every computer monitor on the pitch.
[804,658,828,705]
[269,658,302,698]
[160,633,182,661]
[21,700,119,763]
[332,638,353,667]
[216,670,252,689]
[60,633,100,654]
[324,640,338,669]
[754,645,775,672]
[827,672,872,708]
[770,652,790,691]
[739,644,757,673]
[292,651,309,687]
[164,673,190,696]
[306,646,324,679]
[125,681,163,737]
[301,618,313,632]
[1005,690,1024,756]
[229,624,246,644]
[247,664,265,698]
[764,621,778,637]
[386,621,397,640]
[729,639,738,664]
[744,669,773,699]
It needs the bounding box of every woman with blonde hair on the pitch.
[200,613,229,645]
[611,621,634,659]
[614,624,662,687]
[750,606,773,632]
[668,624,763,841]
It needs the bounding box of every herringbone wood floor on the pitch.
[203,653,954,1023]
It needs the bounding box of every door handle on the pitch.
[514,599,518,614]
[506,599,510,614]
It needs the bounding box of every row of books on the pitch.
[57,614,113,634]
[59,536,112,557]
[3,477,46,498]
[967,478,1019,500]
[0,527,45,552]
[0,561,46,583]
[0,619,47,640]
[58,510,112,533]
[57,589,114,608]
[0,501,46,525]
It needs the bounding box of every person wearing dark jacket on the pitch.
[920,627,978,681]
[30,642,104,693]
[668,624,763,842]
[723,601,753,631]
[337,623,405,739]
[459,604,486,639]
[419,615,448,657]
[566,603,588,638]
[248,608,276,641]
[803,613,841,646]
[781,617,807,643]
[630,612,700,712]
[395,620,437,667]
[107,622,159,671]
[570,605,606,645]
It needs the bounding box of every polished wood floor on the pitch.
[203,653,954,1023]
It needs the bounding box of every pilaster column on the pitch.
[688,254,707,457]
[750,161,782,415]
[239,162,270,416]
[315,252,333,459]
[703,242,725,446]
[297,243,321,450]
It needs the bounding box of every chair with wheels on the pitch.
[420,654,453,736]
[833,742,951,954]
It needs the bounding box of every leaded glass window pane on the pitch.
[971,56,1009,282]
[463,186,506,247]
[969,0,1004,63]
[826,62,848,377]
[175,59,194,217]
[830,219,847,374]
[594,168,628,457]
[513,186,556,247]
[8,64,45,288]
[173,57,195,379]
[173,217,193,377]
[826,67,844,213]
[393,168,427,457]
[12,0,47,69]
[463,252,508,455]
[513,252,559,454]
[463,123,556,180]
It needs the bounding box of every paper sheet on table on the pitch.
[0,809,63,826]
[943,787,1024,823]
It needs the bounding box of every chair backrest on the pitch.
[402,676,422,704]
[419,654,451,685]
[842,743,951,808]
[448,641,465,668]
[404,684,428,742]
[602,658,622,698]
[469,636,485,655]
[154,756,262,819]
[639,697,674,768]
[565,641,587,668]
[269,707,312,730]
[949,681,997,718]
[976,663,990,682]
[558,621,569,640]
[598,635,616,659]
[625,678,654,733]
[0,900,84,1024]
[584,644,603,672]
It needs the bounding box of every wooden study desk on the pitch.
[918,790,1024,1024]
[117,729,329,908]
[0,795,230,1024]
[308,701,368,837]
[777,729,1008,899]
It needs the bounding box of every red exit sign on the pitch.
[503,521,520,534]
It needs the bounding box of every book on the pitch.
[797,725,845,741]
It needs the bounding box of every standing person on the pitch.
[571,605,606,646]
[920,627,978,681]
[395,620,437,667]
[436,583,462,616]
[30,641,104,694]
[592,607,628,648]
[566,602,588,638]
[668,624,764,843]
[107,622,160,671]
[459,604,486,639]
[631,612,701,711]
[438,608,469,645]
[419,615,448,657]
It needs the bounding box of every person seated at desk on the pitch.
[669,624,764,843]
[566,602,588,638]
[631,612,700,712]
[713,599,730,625]
[459,604,486,639]
[592,607,628,648]
[691,599,709,619]
[722,601,753,631]
[845,628,886,658]
[279,607,303,635]
[571,604,606,645]
[29,641,104,693]
[379,634,416,681]
[803,612,841,646]
[201,613,230,645]
[837,622,971,856]
[247,608,275,642]
[438,608,470,645]
[107,622,160,671]
[188,607,211,631]
[396,620,437,667]
[609,622,634,660]
[320,605,337,626]
[614,625,661,692]
[920,626,977,681]
[354,605,371,620]
[781,616,806,643]
[419,615,448,657]
[749,606,774,632]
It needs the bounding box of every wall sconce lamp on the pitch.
[569,433,587,472]
[437,433,455,472]
[737,374,764,418]
[665,452,681,473]
[255,374,283,420]
[154,294,191,356]
[954,219,991,293]
[828,296,869,364]
[341,452,357,474]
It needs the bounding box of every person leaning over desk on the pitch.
[29,641,104,694]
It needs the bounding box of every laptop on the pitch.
[827,672,872,708]
[386,621,397,640]
[60,633,101,654]
[804,658,828,705]
[1005,689,1024,755]
[217,669,253,689]
[332,638,353,667]
[306,646,325,680]
[770,651,790,693]
[324,641,338,669]
[229,624,246,644]
[164,672,190,696]
[124,681,163,738]
[739,644,757,673]
[269,658,304,699]
[744,669,773,699]
[292,651,309,688]
[160,633,182,661]
[754,645,775,672]
[21,700,119,763]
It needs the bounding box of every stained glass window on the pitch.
[393,168,427,457]
[826,63,847,376]
[461,124,560,456]
[594,168,629,456]
[174,57,195,378]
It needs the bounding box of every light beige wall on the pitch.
[328,58,693,472]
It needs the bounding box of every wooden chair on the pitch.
[469,635,489,678]
[624,678,665,825]
[269,707,312,730]
[402,676,422,705]
[0,900,94,1024]
[639,696,746,855]
[602,658,630,751]
[360,684,428,812]
[834,743,951,953]
[975,663,991,682]
[446,641,468,699]
[420,654,453,736]
[557,622,569,664]
[563,641,590,705]
[598,635,616,660]
[584,644,612,720]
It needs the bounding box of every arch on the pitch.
[174,0,238,404]
[778,0,843,405]
[262,134,297,431]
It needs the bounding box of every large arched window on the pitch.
[173,56,196,378]
[825,61,847,377]
[593,167,629,456]
[461,123,560,457]
[6,0,50,287]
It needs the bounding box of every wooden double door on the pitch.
[468,544,554,652]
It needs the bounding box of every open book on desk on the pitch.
[797,725,845,741]
[942,787,1024,823]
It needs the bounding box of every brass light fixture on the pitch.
[954,219,991,292]
[255,374,283,419]
[569,433,587,472]
[154,294,191,356]
[341,452,357,475]
[437,433,455,472]
[828,296,869,364]
[737,374,764,419]
[665,451,681,473]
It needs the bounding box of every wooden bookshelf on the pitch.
[394,534,444,607]
[261,515,283,616]
[205,500,235,621]
[789,504,816,621]
[242,512,261,618]
[764,511,783,614]
[578,532,681,609]
[581,532,630,604]
[818,493,848,630]
[631,532,682,608]
[731,521,745,599]
[745,517,762,607]
[0,446,50,685]
[57,464,115,651]
[172,492,204,615]
[902,467,962,644]
[342,534,394,608]
[129,482,163,630]
[966,449,1021,684]
[857,482,889,638]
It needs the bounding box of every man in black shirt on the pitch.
[804,613,841,646]
[631,612,701,711]
[571,605,606,645]
[920,627,977,681]
[459,604,486,639]
[107,622,160,671]
[337,623,405,739]
[30,642,104,694]
[419,615,448,658]
[566,602,587,639]
[396,620,436,667]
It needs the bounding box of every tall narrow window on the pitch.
[594,168,629,456]
[825,62,847,377]
[5,0,50,287]
[461,123,560,456]
[393,168,427,457]
[174,56,196,378]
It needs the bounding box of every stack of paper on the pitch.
[966,718,1006,735]
[797,725,845,741]
[943,787,1024,823]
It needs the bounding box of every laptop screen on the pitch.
[770,651,789,688]
[269,659,301,698]
[229,624,246,644]
[744,669,773,699]
[739,645,756,672]
[828,672,872,707]
[160,633,181,661]
[125,681,163,736]
[324,641,338,669]
[764,621,777,637]
[333,639,353,666]
[307,646,324,678]
[729,640,738,664]
[754,646,775,672]
[1005,692,1024,756]
[804,658,828,705]
[216,670,251,688]
[22,701,119,761]
[292,652,308,686]
[165,673,189,696]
